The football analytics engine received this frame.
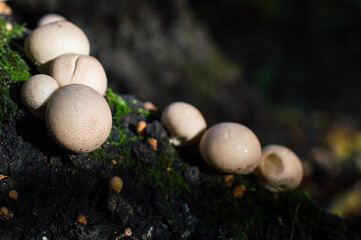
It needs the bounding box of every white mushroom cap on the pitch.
[37,13,66,27]
[45,84,112,153]
[255,145,303,192]
[200,122,261,174]
[21,74,59,120]
[49,54,107,96]
[161,101,207,147]
[24,20,90,73]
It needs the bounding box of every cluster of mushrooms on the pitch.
[161,102,303,192]
[21,14,112,153]
[21,14,303,193]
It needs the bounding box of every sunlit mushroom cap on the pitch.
[161,102,207,147]
[24,20,90,73]
[49,54,107,96]
[45,84,112,153]
[200,122,261,174]
[21,74,59,120]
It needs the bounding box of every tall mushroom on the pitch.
[200,122,261,174]
[255,145,303,192]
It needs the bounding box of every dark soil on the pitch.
[0,98,353,240]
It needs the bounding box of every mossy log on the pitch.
[0,16,353,240]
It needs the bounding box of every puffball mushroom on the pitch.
[200,122,261,174]
[161,102,207,147]
[24,20,90,73]
[49,54,107,96]
[45,84,112,153]
[108,176,123,193]
[21,74,59,120]
[37,13,65,27]
[255,145,303,192]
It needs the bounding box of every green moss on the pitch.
[0,17,31,127]
[137,140,190,196]
[106,88,149,118]
[92,89,190,196]
[91,88,149,160]
[203,174,321,239]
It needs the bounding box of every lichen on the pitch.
[0,16,31,128]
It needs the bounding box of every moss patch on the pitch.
[90,88,148,161]
[0,16,31,126]
[91,88,190,197]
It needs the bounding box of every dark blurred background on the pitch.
[190,0,361,113]
[8,0,361,237]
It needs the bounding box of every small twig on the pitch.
[289,202,301,240]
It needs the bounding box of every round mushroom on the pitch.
[199,122,261,174]
[161,102,207,147]
[37,13,66,27]
[21,74,60,120]
[45,84,112,153]
[108,176,123,193]
[24,20,90,73]
[254,145,303,192]
[49,54,107,96]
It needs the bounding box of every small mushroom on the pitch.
[147,137,158,150]
[233,185,246,198]
[161,102,207,147]
[124,228,132,237]
[0,2,12,15]
[222,174,234,187]
[49,54,107,96]
[37,13,66,27]
[199,122,261,174]
[8,190,18,200]
[21,74,60,120]
[108,176,123,193]
[45,84,112,153]
[76,214,87,224]
[255,145,303,192]
[24,20,90,73]
[0,206,14,219]
[143,101,158,111]
[136,121,147,135]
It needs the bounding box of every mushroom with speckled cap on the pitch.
[24,20,90,73]
[45,84,112,153]
[49,54,107,96]
[161,102,207,147]
[254,145,303,192]
[200,122,261,174]
[21,74,59,120]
